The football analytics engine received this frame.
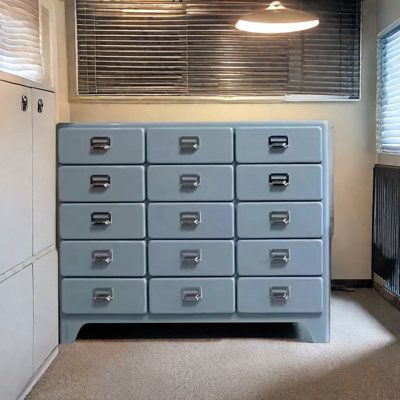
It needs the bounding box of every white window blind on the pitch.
[378,24,400,154]
[75,0,361,98]
[0,0,43,82]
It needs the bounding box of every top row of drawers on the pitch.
[58,126,323,165]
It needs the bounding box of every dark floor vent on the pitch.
[373,165,400,297]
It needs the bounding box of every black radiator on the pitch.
[373,165,400,297]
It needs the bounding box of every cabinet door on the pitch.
[33,89,56,254]
[0,266,34,400]
[33,250,58,370]
[0,81,32,274]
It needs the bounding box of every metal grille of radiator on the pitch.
[373,165,400,297]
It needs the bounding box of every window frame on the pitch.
[65,0,363,104]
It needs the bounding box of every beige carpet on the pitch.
[27,289,400,400]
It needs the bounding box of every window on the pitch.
[75,0,362,99]
[378,22,400,154]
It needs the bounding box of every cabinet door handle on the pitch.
[270,249,290,265]
[91,212,112,226]
[90,174,111,189]
[91,136,111,151]
[180,249,202,266]
[269,211,290,225]
[180,174,201,190]
[93,288,114,303]
[179,136,200,153]
[180,212,201,227]
[268,135,289,150]
[21,95,28,111]
[92,250,113,264]
[269,173,289,187]
[270,286,290,302]
[37,98,44,113]
[182,287,202,303]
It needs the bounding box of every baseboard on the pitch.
[18,346,59,400]
[331,279,373,288]
[373,274,400,312]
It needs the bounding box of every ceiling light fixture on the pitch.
[235,1,319,34]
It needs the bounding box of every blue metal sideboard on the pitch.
[58,121,333,343]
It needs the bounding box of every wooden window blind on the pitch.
[75,0,362,99]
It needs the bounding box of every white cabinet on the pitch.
[0,266,34,400]
[33,89,56,254]
[0,81,32,275]
[33,250,58,370]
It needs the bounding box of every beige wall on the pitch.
[377,0,400,32]
[61,0,377,280]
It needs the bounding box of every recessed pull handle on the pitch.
[179,136,200,153]
[180,212,201,227]
[180,249,202,266]
[90,174,111,189]
[93,288,114,303]
[270,211,290,225]
[91,136,111,151]
[91,212,112,226]
[269,173,289,187]
[180,174,201,190]
[92,249,113,264]
[182,287,202,303]
[270,249,290,265]
[270,286,290,302]
[268,135,289,150]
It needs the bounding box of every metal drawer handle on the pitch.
[270,211,290,225]
[21,95,28,111]
[37,98,44,113]
[182,287,202,303]
[90,174,111,189]
[179,136,200,153]
[268,135,289,150]
[269,173,289,187]
[92,249,113,264]
[91,136,111,151]
[180,249,202,266]
[93,288,114,303]
[180,212,201,227]
[270,249,290,265]
[270,286,291,302]
[180,174,201,190]
[91,212,112,226]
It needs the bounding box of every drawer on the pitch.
[59,203,146,240]
[147,127,233,164]
[59,166,145,202]
[58,125,145,164]
[236,165,322,201]
[237,240,323,276]
[62,278,147,314]
[237,202,323,238]
[236,126,322,163]
[237,277,323,314]
[148,203,234,239]
[60,241,146,277]
[149,278,235,314]
[147,165,234,201]
[148,240,234,276]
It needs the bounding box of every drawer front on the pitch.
[149,278,235,314]
[147,127,234,164]
[237,202,323,238]
[236,126,322,163]
[237,240,323,276]
[59,166,145,202]
[147,165,234,201]
[58,126,145,164]
[237,277,323,314]
[59,203,146,240]
[62,278,147,314]
[148,203,234,239]
[236,165,322,201]
[148,241,234,276]
[60,241,146,277]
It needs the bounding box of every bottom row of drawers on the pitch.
[62,277,323,315]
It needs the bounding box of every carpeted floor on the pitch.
[27,289,400,400]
